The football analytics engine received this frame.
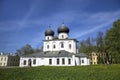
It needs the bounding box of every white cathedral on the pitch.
[19,23,90,67]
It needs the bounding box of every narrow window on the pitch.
[69,44,71,49]
[4,58,6,61]
[57,59,59,65]
[62,35,64,38]
[68,59,71,64]
[82,60,84,63]
[33,59,36,64]
[61,42,64,48]
[23,60,26,65]
[53,45,56,49]
[47,45,49,49]
[62,58,65,64]
[49,59,52,65]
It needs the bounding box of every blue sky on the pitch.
[0,0,120,53]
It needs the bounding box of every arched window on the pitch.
[62,58,65,64]
[61,42,64,48]
[33,59,36,64]
[49,59,52,65]
[62,35,64,38]
[23,60,26,65]
[53,45,56,49]
[57,58,59,65]
[69,44,71,49]
[47,45,49,49]
[82,60,84,63]
[68,59,71,64]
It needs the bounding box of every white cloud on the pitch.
[69,10,120,38]
[0,10,120,32]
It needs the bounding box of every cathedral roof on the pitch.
[57,23,69,33]
[75,53,88,57]
[22,50,73,57]
[21,51,88,57]
[45,28,54,36]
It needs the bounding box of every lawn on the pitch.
[0,64,120,80]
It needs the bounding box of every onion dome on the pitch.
[45,28,54,36]
[58,23,69,33]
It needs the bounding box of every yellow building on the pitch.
[0,53,20,66]
[90,52,98,65]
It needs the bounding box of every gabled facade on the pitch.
[19,23,90,67]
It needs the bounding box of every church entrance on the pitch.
[28,59,32,67]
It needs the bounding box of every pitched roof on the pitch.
[21,50,88,58]
[75,53,88,57]
[21,50,73,57]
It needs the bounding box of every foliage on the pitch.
[0,64,120,80]
[79,37,93,55]
[96,32,106,64]
[34,48,42,53]
[79,32,106,64]
[79,19,120,64]
[16,44,34,55]
[105,19,120,63]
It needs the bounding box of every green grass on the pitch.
[0,64,120,80]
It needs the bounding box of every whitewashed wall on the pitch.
[80,57,90,65]
[75,57,80,65]
[43,40,77,53]
[20,56,76,67]
[45,36,54,40]
[58,33,68,39]
[19,57,39,67]
[19,55,90,67]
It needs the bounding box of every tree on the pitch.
[96,32,106,64]
[16,44,34,55]
[105,19,120,63]
[79,40,87,53]
[79,32,106,64]
[79,37,93,55]
[34,48,42,53]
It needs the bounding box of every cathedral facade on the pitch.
[19,23,90,67]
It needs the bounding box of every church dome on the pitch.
[57,23,69,33]
[45,28,54,36]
